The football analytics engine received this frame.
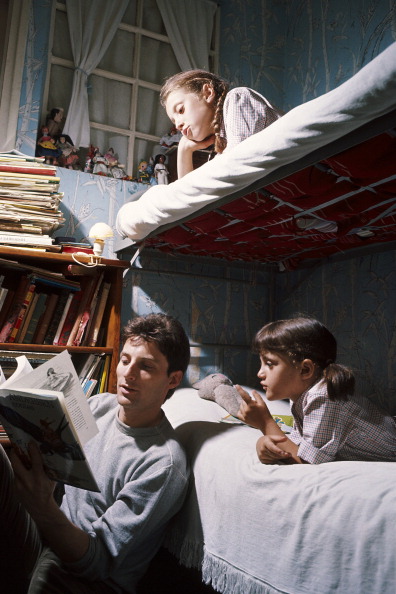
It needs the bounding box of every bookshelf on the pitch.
[0,246,129,398]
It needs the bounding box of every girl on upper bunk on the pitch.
[160,69,283,179]
[236,316,396,464]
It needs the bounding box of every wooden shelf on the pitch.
[0,247,130,393]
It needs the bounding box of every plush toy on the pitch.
[193,373,243,417]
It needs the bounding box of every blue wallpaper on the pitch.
[275,249,396,415]
[14,1,396,402]
[219,0,396,110]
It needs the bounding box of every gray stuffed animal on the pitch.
[193,373,243,417]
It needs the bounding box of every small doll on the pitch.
[36,126,61,165]
[104,147,118,167]
[92,148,109,176]
[154,154,169,185]
[57,135,80,169]
[137,160,151,184]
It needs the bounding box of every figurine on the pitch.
[154,154,169,185]
[46,107,65,140]
[45,107,74,146]
[160,126,182,147]
[57,135,80,169]
[84,144,96,173]
[137,160,151,184]
[92,148,109,176]
[36,126,61,165]
[104,147,118,167]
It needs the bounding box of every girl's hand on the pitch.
[177,134,215,178]
[236,385,271,431]
[178,133,215,154]
[256,435,292,464]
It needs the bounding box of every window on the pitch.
[43,0,219,177]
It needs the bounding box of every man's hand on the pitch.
[236,385,271,431]
[10,441,90,563]
[10,441,56,519]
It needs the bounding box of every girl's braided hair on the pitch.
[253,316,355,401]
[160,69,229,154]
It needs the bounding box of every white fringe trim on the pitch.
[202,552,285,594]
[165,530,284,594]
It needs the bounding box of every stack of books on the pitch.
[0,150,65,250]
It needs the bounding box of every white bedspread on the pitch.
[117,42,396,244]
[162,388,396,594]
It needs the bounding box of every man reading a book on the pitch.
[0,313,191,594]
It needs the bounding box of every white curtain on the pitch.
[63,0,130,148]
[156,0,217,71]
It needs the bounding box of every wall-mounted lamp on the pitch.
[72,222,114,267]
[89,222,114,257]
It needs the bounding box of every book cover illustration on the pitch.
[0,350,99,491]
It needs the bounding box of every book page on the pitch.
[8,350,98,445]
[0,355,33,387]
[0,387,99,491]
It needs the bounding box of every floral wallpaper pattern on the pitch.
[14,0,396,409]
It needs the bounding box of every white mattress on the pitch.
[163,388,396,594]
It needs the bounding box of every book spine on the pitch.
[0,276,29,343]
[17,292,39,343]
[0,165,56,176]
[0,287,9,312]
[98,355,111,393]
[66,277,97,347]
[52,292,74,346]
[0,235,53,246]
[43,290,72,345]
[29,274,80,291]
[75,273,104,347]
[7,282,37,343]
[32,293,59,344]
[56,290,84,346]
[87,282,111,347]
[22,293,47,344]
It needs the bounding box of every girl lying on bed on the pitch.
[160,69,282,178]
[236,316,396,464]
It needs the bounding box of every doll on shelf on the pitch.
[36,126,61,165]
[104,147,118,167]
[57,135,80,169]
[159,125,181,147]
[154,154,169,185]
[92,148,109,176]
[45,107,75,146]
[137,160,151,184]
[84,144,96,173]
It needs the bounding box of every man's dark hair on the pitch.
[122,313,190,397]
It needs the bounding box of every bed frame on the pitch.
[116,42,396,269]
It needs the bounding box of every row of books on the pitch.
[0,265,111,347]
[0,150,65,250]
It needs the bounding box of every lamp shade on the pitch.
[89,222,114,240]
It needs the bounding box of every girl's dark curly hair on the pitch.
[253,316,355,401]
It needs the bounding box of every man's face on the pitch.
[116,337,182,427]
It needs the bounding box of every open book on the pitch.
[0,350,99,492]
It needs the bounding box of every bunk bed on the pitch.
[116,42,396,270]
[116,43,396,594]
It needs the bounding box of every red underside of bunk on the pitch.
[144,130,396,269]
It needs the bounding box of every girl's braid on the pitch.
[212,81,228,153]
